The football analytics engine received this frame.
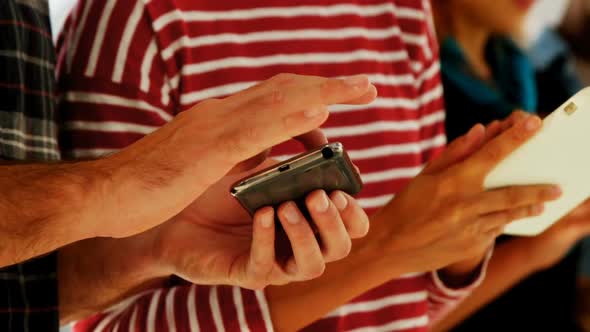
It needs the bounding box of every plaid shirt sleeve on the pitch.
[0,254,59,332]
[0,0,61,331]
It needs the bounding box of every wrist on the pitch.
[45,160,109,243]
[353,211,418,279]
[513,237,550,272]
[438,249,489,289]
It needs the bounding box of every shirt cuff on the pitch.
[431,246,494,299]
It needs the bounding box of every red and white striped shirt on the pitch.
[56,1,488,331]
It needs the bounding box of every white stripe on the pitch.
[349,134,446,160]
[153,4,423,31]
[112,0,145,82]
[129,307,138,332]
[177,49,409,91]
[140,40,158,92]
[0,138,58,156]
[411,61,423,73]
[358,194,394,209]
[161,26,424,60]
[161,75,171,106]
[400,272,425,279]
[94,291,151,332]
[0,51,54,69]
[67,0,92,72]
[175,70,425,104]
[367,73,415,87]
[348,315,429,332]
[94,294,145,332]
[361,165,423,184]
[187,285,201,332]
[416,61,440,86]
[324,112,445,138]
[179,81,254,105]
[85,0,117,77]
[254,290,275,332]
[232,287,251,332]
[165,288,178,332]
[179,50,408,104]
[65,92,172,122]
[146,289,162,332]
[94,312,117,332]
[210,287,226,332]
[70,148,118,158]
[64,121,158,135]
[0,127,57,145]
[112,321,120,332]
[428,291,456,305]
[327,291,428,317]
[274,131,445,163]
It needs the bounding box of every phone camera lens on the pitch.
[321,147,334,159]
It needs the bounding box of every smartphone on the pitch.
[484,86,590,236]
[230,142,363,215]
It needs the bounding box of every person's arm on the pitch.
[0,73,376,270]
[74,117,560,332]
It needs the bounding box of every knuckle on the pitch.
[319,79,340,102]
[505,187,521,205]
[433,174,454,199]
[251,255,271,273]
[482,146,502,163]
[340,239,353,259]
[257,89,285,108]
[509,126,528,142]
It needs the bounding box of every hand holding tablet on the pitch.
[485,87,590,236]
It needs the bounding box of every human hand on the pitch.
[517,198,590,271]
[367,115,562,274]
[146,156,370,289]
[91,74,377,239]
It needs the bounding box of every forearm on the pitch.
[58,232,166,325]
[265,211,490,332]
[266,207,418,332]
[0,160,104,266]
[431,239,539,332]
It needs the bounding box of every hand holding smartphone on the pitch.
[231,142,363,215]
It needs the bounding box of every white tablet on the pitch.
[484,87,590,236]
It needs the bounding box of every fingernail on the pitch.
[532,204,544,215]
[286,262,298,275]
[283,203,301,224]
[315,191,330,213]
[260,212,273,228]
[333,192,348,211]
[549,186,562,198]
[344,75,368,88]
[525,116,541,132]
[467,124,482,140]
[304,106,324,118]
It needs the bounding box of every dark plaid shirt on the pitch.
[0,0,60,331]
